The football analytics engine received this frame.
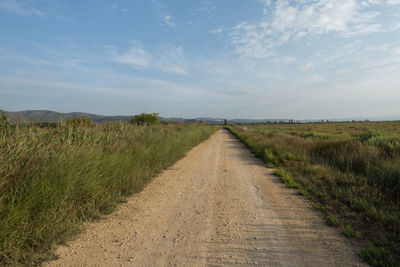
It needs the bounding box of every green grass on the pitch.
[0,122,218,265]
[229,121,400,266]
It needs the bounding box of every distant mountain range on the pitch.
[3,110,400,124]
[4,110,229,124]
[5,110,132,123]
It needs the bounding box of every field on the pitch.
[229,122,400,266]
[0,121,217,265]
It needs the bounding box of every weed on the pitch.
[273,169,299,189]
[342,224,360,238]
[326,214,341,227]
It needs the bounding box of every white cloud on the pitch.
[361,0,382,7]
[195,1,217,16]
[164,15,176,27]
[367,43,400,56]
[387,0,400,5]
[111,41,152,68]
[230,0,389,59]
[274,56,296,64]
[0,0,43,15]
[211,28,223,34]
[110,42,189,75]
[390,23,400,30]
[299,43,361,71]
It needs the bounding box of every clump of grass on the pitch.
[274,169,299,189]
[229,121,400,265]
[342,224,360,238]
[326,214,341,227]
[0,122,218,265]
[361,243,393,267]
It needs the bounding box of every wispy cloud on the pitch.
[111,41,152,68]
[110,41,189,75]
[367,42,400,55]
[154,46,189,75]
[210,28,223,34]
[164,15,176,27]
[230,0,395,59]
[194,0,217,16]
[0,0,44,16]
[387,0,400,5]
[274,56,296,64]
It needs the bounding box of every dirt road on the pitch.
[47,129,365,266]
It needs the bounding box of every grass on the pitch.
[228,121,400,266]
[361,243,393,267]
[0,122,218,265]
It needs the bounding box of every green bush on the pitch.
[66,117,93,127]
[129,113,160,125]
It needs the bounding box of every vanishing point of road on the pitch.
[47,129,365,266]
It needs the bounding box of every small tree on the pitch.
[129,113,160,125]
[66,117,93,127]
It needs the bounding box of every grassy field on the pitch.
[229,122,400,266]
[0,121,218,265]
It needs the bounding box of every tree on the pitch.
[66,117,93,127]
[129,113,160,125]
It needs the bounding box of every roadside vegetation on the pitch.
[229,122,400,266]
[0,111,218,265]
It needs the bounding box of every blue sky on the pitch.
[1,0,400,119]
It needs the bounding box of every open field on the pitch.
[229,121,400,266]
[0,122,217,265]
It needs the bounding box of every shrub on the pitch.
[129,113,160,125]
[66,117,93,127]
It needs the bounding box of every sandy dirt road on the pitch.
[46,129,365,266]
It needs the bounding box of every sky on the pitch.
[0,0,400,120]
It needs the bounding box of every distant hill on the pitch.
[5,110,132,123]
[4,110,227,124]
[4,110,399,124]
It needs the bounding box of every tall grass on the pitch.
[229,122,400,266]
[0,122,217,265]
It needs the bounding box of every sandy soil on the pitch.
[46,129,366,266]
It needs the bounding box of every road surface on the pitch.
[47,129,365,266]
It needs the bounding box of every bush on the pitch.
[129,113,160,125]
[66,117,93,127]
